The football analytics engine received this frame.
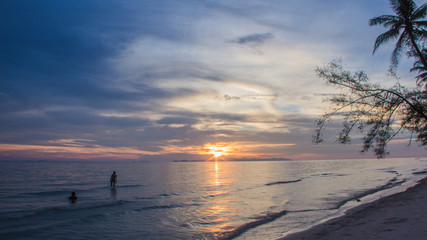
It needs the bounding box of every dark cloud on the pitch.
[156,117,198,125]
[233,33,274,46]
[223,95,241,101]
[0,0,201,114]
[45,110,149,128]
[131,62,227,84]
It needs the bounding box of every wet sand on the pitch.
[280,176,427,240]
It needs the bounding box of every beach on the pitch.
[281,176,427,240]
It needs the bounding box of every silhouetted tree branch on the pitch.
[313,60,427,158]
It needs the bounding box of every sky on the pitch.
[1,0,426,161]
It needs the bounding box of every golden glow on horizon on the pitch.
[0,139,334,161]
[204,144,231,159]
[0,142,158,160]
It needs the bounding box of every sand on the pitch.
[280,177,427,240]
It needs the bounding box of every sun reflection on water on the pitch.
[215,161,220,186]
[199,161,234,233]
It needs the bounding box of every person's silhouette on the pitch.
[110,171,117,187]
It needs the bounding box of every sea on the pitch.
[1,158,427,240]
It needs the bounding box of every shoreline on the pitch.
[279,176,427,240]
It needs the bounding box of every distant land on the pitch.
[173,158,292,162]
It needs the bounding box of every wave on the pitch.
[0,200,130,221]
[155,193,179,197]
[134,203,201,212]
[413,170,427,175]
[2,189,85,199]
[14,183,144,198]
[27,190,73,196]
[311,173,349,177]
[17,187,99,198]
[265,179,302,186]
[136,192,181,200]
[202,192,228,198]
[42,182,93,187]
[334,177,406,209]
[116,184,144,188]
[376,167,398,174]
[196,209,288,240]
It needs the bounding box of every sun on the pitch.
[204,144,231,159]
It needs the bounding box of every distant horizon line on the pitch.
[0,156,425,162]
[0,157,293,162]
[172,158,292,162]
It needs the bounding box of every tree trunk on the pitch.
[408,27,427,70]
[407,26,427,89]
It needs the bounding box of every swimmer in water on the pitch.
[69,192,77,202]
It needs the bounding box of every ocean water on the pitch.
[1,158,427,240]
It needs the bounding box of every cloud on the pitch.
[233,33,274,46]
[156,117,199,126]
[0,0,425,161]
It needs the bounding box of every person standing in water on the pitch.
[110,171,117,187]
